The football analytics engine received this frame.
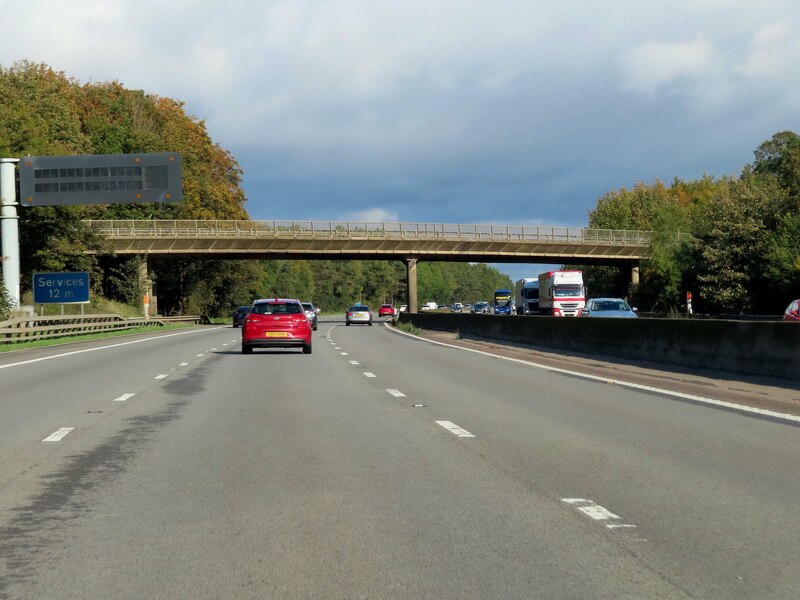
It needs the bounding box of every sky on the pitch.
[2,0,800,281]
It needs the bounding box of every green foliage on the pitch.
[0,283,12,320]
[1,61,249,314]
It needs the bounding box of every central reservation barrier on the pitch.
[399,313,800,381]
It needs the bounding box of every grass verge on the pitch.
[391,320,425,337]
[0,323,210,353]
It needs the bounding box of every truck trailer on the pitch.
[514,278,540,315]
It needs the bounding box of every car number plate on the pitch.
[265,332,288,337]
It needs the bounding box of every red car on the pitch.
[241,298,312,354]
[783,299,800,321]
[378,304,396,317]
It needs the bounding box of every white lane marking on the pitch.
[210,347,218,351]
[154,374,169,380]
[0,329,215,371]
[349,360,360,365]
[385,323,800,425]
[386,389,406,397]
[113,393,135,402]
[340,352,349,356]
[562,498,639,532]
[43,427,74,442]
[435,420,475,438]
[334,347,341,350]
[179,362,189,366]
[363,372,377,378]
[196,353,204,357]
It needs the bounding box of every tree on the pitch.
[752,131,800,200]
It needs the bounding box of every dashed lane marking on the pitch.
[561,498,642,537]
[154,374,169,380]
[113,393,135,402]
[386,389,406,397]
[340,352,349,356]
[363,372,377,378]
[43,427,74,442]
[179,362,189,366]
[435,420,475,438]
[349,360,360,365]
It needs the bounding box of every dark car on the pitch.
[301,302,318,330]
[783,299,800,321]
[232,305,250,327]
[241,298,312,354]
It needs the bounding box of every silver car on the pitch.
[581,298,638,318]
[346,305,373,326]
[301,302,318,330]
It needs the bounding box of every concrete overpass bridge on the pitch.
[84,219,653,312]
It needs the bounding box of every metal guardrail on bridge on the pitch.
[83,220,653,246]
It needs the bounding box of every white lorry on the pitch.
[538,270,585,316]
[514,278,540,315]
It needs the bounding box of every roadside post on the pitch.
[687,291,693,315]
[1,158,21,307]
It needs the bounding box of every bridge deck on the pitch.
[83,220,652,262]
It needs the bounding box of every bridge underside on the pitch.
[100,238,648,264]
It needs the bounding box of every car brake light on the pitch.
[347,312,353,317]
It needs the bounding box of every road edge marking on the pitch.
[384,322,800,425]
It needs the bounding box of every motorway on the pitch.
[0,318,798,599]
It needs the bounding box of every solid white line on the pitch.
[435,420,475,438]
[349,361,360,365]
[0,328,215,371]
[385,323,800,425]
[43,427,74,442]
[154,374,168,380]
[386,389,406,397]
[179,362,189,366]
[363,372,377,378]
[113,393,135,402]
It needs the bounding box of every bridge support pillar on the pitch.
[406,258,418,314]
[138,256,154,319]
[631,265,640,286]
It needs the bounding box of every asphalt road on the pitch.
[0,319,798,599]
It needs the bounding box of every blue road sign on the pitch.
[33,272,90,304]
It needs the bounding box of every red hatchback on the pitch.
[783,299,800,321]
[241,298,313,354]
[378,304,396,317]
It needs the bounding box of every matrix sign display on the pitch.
[33,272,90,304]
[18,153,182,206]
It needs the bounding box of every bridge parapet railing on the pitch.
[83,220,653,245]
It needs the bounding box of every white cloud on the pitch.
[619,36,713,95]
[739,21,800,79]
